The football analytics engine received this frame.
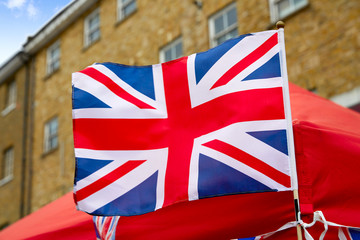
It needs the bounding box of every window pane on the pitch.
[89,30,100,43]
[89,16,99,32]
[85,9,100,46]
[44,118,58,152]
[51,48,58,59]
[277,0,290,13]
[216,28,238,45]
[47,42,60,74]
[54,60,60,71]
[50,136,58,150]
[124,1,136,16]
[226,7,237,26]
[164,49,172,62]
[175,42,183,59]
[209,3,237,47]
[5,81,16,108]
[228,28,238,38]
[216,35,227,45]
[2,148,13,180]
[9,81,16,104]
[294,0,305,7]
[214,15,224,34]
[50,119,58,134]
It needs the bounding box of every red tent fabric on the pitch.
[290,84,360,232]
[1,83,359,239]
[0,192,94,240]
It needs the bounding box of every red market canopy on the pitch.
[0,192,94,240]
[1,83,359,239]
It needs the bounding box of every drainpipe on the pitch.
[19,53,36,217]
[19,52,29,218]
[19,52,31,217]
[26,56,36,215]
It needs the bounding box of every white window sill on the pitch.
[1,104,16,117]
[270,2,309,24]
[0,176,13,187]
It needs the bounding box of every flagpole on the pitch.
[276,21,303,240]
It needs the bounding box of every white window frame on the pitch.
[117,0,137,22]
[84,8,100,48]
[44,117,58,153]
[1,80,16,116]
[269,0,308,23]
[331,86,360,108]
[159,37,183,63]
[46,40,60,75]
[208,3,238,47]
[0,147,14,186]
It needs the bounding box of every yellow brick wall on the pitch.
[0,66,26,227]
[283,0,360,98]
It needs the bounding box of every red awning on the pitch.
[0,192,94,240]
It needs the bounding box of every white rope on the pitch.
[297,210,360,240]
[298,211,329,240]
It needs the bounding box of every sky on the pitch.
[0,0,73,66]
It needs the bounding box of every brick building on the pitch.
[0,0,359,228]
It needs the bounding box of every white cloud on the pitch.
[27,0,38,18]
[5,0,26,9]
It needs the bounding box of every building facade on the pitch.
[0,0,359,228]
[0,52,31,228]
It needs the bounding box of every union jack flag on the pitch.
[72,29,295,216]
[339,227,360,240]
[94,215,120,240]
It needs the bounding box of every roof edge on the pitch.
[24,0,98,55]
[0,52,28,84]
[0,0,98,83]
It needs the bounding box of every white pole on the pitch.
[277,21,302,240]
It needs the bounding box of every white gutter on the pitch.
[24,0,98,55]
[0,52,27,84]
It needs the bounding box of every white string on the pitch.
[297,210,360,240]
[298,211,329,240]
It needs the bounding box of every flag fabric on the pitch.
[94,215,120,240]
[339,228,360,240]
[72,29,296,216]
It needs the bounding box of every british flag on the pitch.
[94,215,120,240]
[72,30,295,216]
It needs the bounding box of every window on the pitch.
[46,40,60,75]
[1,147,14,185]
[44,117,58,153]
[209,3,238,47]
[84,8,100,47]
[331,86,360,113]
[2,80,16,116]
[117,0,137,22]
[159,38,183,63]
[269,0,308,23]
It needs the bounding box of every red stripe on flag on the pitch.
[202,139,291,188]
[161,57,194,207]
[73,118,168,150]
[210,32,278,89]
[80,67,155,109]
[76,160,146,202]
[102,217,112,240]
[73,87,285,151]
[342,227,352,240]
